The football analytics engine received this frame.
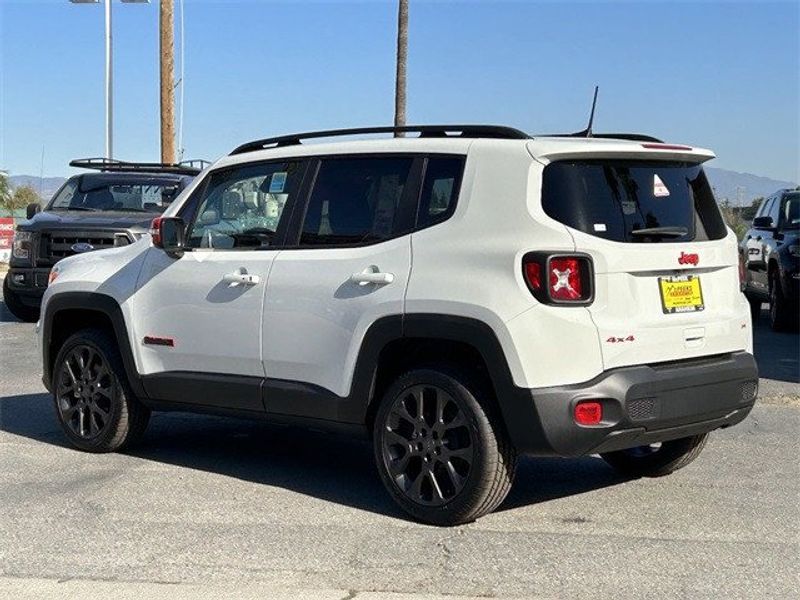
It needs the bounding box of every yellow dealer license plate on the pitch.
[659,275,704,314]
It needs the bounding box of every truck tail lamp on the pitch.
[522,252,594,305]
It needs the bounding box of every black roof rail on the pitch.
[229,125,531,155]
[69,157,207,176]
[536,132,664,143]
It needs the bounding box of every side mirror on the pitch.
[753,216,774,230]
[26,203,41,220]
[150,216,186,257]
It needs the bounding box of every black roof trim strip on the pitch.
[229,125,531,155]
[69,158,210,176]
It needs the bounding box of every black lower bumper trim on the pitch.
[510,351,758,457]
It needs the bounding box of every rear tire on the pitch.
[2,277,40,322]
[373,367,517,526]
[600,433,709,478]
[52,328,150,453]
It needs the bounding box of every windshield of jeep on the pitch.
[542,160,728,243]
[48,178,181,213]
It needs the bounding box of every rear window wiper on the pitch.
[53,206,100,212]
[630,226,688,239]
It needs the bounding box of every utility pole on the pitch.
[160,0,176,164]
[393,0,408,137]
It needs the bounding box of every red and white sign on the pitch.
[0,218,14,248]
[0,217,14,262]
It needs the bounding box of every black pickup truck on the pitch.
[740,189,799,331]
[3,159,204,321]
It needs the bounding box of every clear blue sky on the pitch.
[1,0,798,182]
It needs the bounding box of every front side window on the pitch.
[780,192,799,229]
[300,157,413,246]
[187,161,303,250]
[542,160,727,243]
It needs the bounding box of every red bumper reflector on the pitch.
[574,401,603,425]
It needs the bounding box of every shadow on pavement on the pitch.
[0,296,22,323]
[0,392,625,521]
[751,305,800,383]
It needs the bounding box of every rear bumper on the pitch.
[509,351,758,457]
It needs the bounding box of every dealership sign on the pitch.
[0,217,14,262]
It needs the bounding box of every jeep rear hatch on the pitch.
[538,155,748,369]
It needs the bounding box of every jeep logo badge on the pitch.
[678,251,699,266]
[71,242,95,253]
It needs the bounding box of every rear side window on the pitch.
[542,160,727,243]
[417,157,464,228]
[300,157,413,246]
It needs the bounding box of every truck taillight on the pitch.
[522,253,594,305]
[149,217,164,247]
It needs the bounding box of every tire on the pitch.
[745,293,762,323]
[2,277,40,322]
[373,367,517,526]
[769,271,797,332]
[52,328,150,453]
[600,433,709,478]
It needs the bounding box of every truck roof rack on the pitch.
[69,158,209,176]
[229,125,531,155]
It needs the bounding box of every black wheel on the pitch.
[600,433,709,478]
[745,293,762,323]
[52,328,150,452]
[2,277,39,322]
[769,271,797,332]
[373,368,516,526]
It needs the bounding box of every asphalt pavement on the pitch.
[1,287,798,599]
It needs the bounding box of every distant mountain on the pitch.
[8,175,67,201]
[705,168,797,206]
[7,167,798,207]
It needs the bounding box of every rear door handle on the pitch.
[350,268,394,286]
[222,268,260,286]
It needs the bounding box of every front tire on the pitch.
[769,271,797,332]
[2,277,40,322]
[52,328,150,452]
[600,433,709,478]
[745,293,762,323]
[373,368,516,526]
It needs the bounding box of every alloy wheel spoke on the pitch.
[444,459,464,488]
[388,452,411,476]
[64,359,80,387]
[428,470,446,503]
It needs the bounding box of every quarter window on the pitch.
[300,157,413,246]
[187,161,303,250]
[417,157,464,227]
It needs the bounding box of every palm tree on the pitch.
[394,0,408,137]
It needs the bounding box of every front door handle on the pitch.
[222,268,260,286]
[350,267,394,286]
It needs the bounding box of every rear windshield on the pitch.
[542,160,727,243]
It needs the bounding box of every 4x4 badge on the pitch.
[678,252,699,266]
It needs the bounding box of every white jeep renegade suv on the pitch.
[38,125,758,525]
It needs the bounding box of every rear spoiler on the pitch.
[69,158,210,176]
[527,139,715,165]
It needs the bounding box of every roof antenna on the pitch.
[580,86,599,138]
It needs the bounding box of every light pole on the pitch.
[69,0,150,160]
